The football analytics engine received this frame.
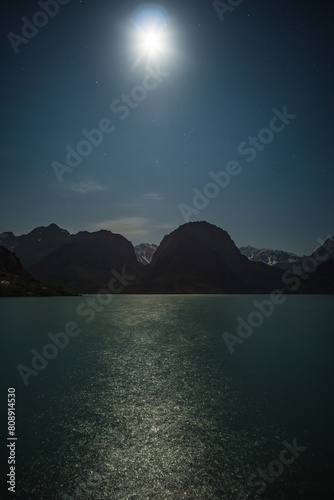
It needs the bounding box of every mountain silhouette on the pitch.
[124,222,283,294]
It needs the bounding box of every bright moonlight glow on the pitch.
[140,28,166,58]
[131,5,170,65]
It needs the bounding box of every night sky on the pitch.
[1,0,333,254]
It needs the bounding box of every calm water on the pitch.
[0,295,333,499]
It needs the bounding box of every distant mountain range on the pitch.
[239,246,303,268]
[134,243,158,265]
[0,222,333,294]
[135,243,304,269]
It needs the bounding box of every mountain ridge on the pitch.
[1,222,332,294]
[0,245,76,297]
[124,222,283,294]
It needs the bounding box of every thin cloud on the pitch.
[90,217,151,239]
[70,181,109,194]
[89,217,175,241]
[144,192,165,202]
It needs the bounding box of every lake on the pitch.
[1,295,333,499]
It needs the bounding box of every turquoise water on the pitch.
[0,295,333,499]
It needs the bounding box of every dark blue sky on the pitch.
[1,0,333,254]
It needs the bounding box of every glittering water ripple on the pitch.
[3,295,333,499]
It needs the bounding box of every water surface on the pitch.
[1,295,333,499]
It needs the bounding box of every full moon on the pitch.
[139,28,166,58]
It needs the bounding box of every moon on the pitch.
[131,5,170,65]
[139,27,166,58]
